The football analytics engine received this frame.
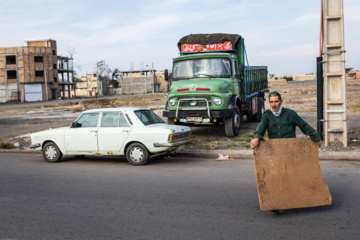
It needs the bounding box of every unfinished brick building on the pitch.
[0,39,74,103]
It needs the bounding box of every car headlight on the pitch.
[213,97,222,106]
[169,98,176,106]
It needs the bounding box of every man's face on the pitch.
[269,96,283,112]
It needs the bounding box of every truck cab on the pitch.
[163,33,268,137]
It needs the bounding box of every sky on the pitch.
[0,0,359,77]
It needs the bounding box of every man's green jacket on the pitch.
[253,108,321,142]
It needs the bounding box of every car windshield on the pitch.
[134,110,164,126]
[172,58,231,80]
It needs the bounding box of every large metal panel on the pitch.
[253,138,332,211]
[25,83,42,102]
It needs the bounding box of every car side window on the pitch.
[119,113,130,127]
[101,112,120,127]
[77,113,99,128]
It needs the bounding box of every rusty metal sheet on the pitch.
[253,138,332,211]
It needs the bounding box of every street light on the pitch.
[44,67,53,101]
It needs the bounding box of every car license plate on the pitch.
[186,117,202,122]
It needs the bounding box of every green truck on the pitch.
[163,33,268,137]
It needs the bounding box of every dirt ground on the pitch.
[0,80,359,152]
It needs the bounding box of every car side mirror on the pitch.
[71,122,81,128]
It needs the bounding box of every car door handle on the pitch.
[91,130,97,133]
[122,130,129,133]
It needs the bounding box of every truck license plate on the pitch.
[186,117,202,122]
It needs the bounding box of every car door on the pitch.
[65,112,100,153]
[97,111,131,155]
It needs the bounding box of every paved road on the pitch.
[0,153,359,240]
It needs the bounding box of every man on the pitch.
[250,91,322,149]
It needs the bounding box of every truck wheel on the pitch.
[167,118,175,124]
[255,97,265,122]
[126,143,149,165]
[42,142,62,163]
[225,106,241,137]
[246,100,255,122]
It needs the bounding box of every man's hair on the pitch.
[268,91,282,100]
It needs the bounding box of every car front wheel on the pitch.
[126,143,149,165]
[42,142,63,163]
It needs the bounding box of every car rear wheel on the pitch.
[126,143,149,165]
[42,142,62,163]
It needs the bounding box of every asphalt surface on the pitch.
[1,153,359,240]
[1,147,359,161]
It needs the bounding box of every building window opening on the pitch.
[53,64,57,70]
[7,70,17,79]
[35,71,44,77]
[54,77,57,82]
[35,56,44,62]
[6,56,16,65]
[53,50,56,55]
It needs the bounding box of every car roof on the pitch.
[82,107,148,113]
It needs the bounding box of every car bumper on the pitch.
[153,138,192,147]
[29,143,41,149]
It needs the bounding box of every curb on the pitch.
[176,149,360,161]
[1,148,359,161]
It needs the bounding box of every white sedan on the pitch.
[29,107,192,165]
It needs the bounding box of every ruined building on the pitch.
[0,39,73,103]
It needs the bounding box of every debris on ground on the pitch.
[216,154,233,161]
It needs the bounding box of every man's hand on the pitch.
[250,138,260,149]
[316,140,322,148]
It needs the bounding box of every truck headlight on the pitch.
[214,97,222,106]
[169,98,176,106]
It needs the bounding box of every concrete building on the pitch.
[155,71,169,92]
[73,73,98,97]
[0,39,73,103]
[293,73,315,81]
[118,70,158,95]
[347,70,360,80]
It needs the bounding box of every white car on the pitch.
[30,107,192,165]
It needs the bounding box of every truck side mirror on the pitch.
[164,69,169,81]
[239,65,245,77]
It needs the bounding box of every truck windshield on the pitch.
[172,58,231,80]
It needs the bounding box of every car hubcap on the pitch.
[45,146,57,159]
[130,147,143,163]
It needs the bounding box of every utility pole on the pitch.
[96,60,105,97]
[15,49,21,102]
[322,0,347,147]
[152,62,155,94]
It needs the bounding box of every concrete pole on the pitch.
[322,0,347,147]
[15,49,20,102]
[44,68,48,101]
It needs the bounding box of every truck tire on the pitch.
[246,100,255,122]
[167,118,175,124]
[225,106,241,137]
[255,96,265,122]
